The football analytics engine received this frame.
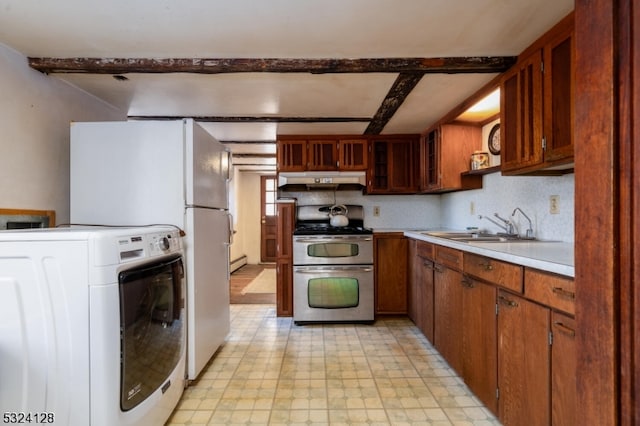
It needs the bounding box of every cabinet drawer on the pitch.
[435,245,463,270]
[464,253,523,293]
[416,241,434,259]
[525,269,575,315]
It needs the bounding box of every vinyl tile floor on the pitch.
[166,304,501,425]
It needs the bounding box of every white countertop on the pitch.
[403,230,575,277]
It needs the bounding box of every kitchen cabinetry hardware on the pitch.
[498,295,518,308]
[434,264,445,273]
[553,321,576,337]
[552,287,576,299]
[461,277,475,288]
[479,261,493,271]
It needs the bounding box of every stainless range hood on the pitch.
[277,171,366,191]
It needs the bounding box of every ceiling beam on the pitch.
[128,116,370,123]
[28,57,516,75]
[365,73,424,134]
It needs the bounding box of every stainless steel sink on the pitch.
[420,231,536,243]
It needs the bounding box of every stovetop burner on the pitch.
[293,222,373,236]
[293,204,372,235]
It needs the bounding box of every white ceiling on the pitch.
[0,0,574,172]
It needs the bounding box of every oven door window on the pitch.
[307,242,359,258]
[118,255,184,411]
[308,277,359,308]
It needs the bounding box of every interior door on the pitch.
[261,175,277,263]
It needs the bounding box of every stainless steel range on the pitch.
[293,205,374,324]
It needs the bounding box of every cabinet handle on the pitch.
[461,277,474,288]
[552,287,576,300]
[478,261,493,271]
[553,321,576,337]
[434,264,444,274]
[423,261,433,269]
[498,295,518,308]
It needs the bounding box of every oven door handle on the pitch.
[294,266,373,273]
[294,236,373,243]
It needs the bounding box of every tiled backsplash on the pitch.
[280,171,575,243]
[441,172,575,243]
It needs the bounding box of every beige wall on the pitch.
[230,171,264,265]
[0,44,124,223]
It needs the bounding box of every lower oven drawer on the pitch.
[293,265,374,323]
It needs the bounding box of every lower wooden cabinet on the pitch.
[497,290,550,426]
[276,201,295,316]
[408,240,435,341]
[434,262,464,374]
[551,311,576,426]
[374,233,408,314]
[462,277,498,414]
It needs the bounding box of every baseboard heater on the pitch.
[230,255,247,273]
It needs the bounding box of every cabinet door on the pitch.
[277,140,307,172]
[408,240,435,342]
[339,139,368,170]
[462,277,498,414]
[276,202,295,316]
[551,312,576,426]
[422,130,439,190]
[500,50,544,173]
[434,264,463,374]
[374,234,408,314]
[308,139,338,170]
[543,25,574,163]
[368,138,419,194]
[497,290,550,426]
[276,259,293,316]
[390,139,418,192]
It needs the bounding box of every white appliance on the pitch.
[0,226,186,426]
[70,119,232,380]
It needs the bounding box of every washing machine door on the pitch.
[118,254,185,411]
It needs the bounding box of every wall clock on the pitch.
[488,123,501,155]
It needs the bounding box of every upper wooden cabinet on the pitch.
[277,136,368,172]
[339,139,368,170]
[277,139,307,172]
[500,12,574,175]
[307,139,339,170]
[367,135,420,194]
[421,124,484,193]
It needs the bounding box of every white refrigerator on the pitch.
[70,118,232,380]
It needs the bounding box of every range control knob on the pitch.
[158,236,171,251]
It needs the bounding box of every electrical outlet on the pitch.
[470,201,475,215]
[550,195,560,214]
[373,206,380,217]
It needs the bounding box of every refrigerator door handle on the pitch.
[227,213,234,245]
[223,149,233,182]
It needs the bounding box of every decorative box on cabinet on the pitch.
[500,12,574,175]
[421,124,484,193]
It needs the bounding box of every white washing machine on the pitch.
[0,226,186,425]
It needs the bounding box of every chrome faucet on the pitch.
[512,207,534,239]
[478,214,515,235]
